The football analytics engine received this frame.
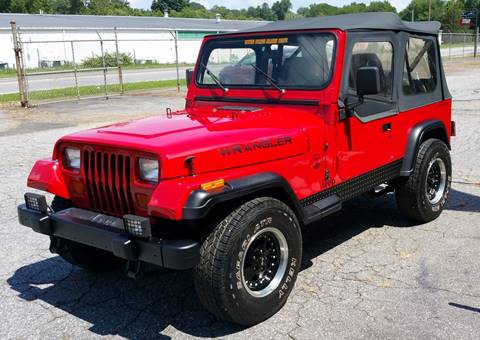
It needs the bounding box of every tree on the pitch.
[399,0,445,22]
[68,0,84,14]
[258,2,275,20]
[83,0,131,15]
[368,0,397,12]
[151,0,188,13]
[297,1,396,18]
[188,1,205,10]
[9,0,27,12]
[443,0,464,31]
[297,3,337,17]
[272,0,291,20]
[337,2,368,14]
[0,0,12,12]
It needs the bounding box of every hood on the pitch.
[58,105,316,178]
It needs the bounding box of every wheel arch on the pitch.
[182,172,304,222]
[400,119,450,176]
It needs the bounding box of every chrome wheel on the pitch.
[425,157,447,204]
[241,227,289,298]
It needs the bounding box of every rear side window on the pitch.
[403,37,437,95]
[348,41,393,97]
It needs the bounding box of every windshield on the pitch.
[196,32,336,90]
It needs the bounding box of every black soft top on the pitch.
[224,12,440,36]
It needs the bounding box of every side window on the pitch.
[403,37,437,95]
[348,41,393,97]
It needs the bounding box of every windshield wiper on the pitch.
[201,63,228,93]
[251,64,285,94]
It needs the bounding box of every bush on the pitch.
[81,52,133,68]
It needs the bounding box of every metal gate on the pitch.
[10,21,183,107]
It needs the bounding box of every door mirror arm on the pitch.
[338,96,364,120]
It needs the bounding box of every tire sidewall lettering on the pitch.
[421,147,451,214]
[232,212,300,302]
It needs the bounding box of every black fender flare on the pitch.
[400,119,450,176]
[182,172,303,220]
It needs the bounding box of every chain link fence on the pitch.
[440,31,479,59]
[6,22,480,107]
[9,22,199,107]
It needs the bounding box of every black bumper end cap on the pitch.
[161,240,200,270]
[18,204,52,235]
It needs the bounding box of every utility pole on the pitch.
[10,21,28,107]
[411,8,414,22]
[475,27,479,57]
[428,0,432,21]
[474,9,479,58]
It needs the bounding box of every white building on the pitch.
[0,13,265,69]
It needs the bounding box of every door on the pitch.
[336,33,400,180]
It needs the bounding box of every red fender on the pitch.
[27,159,70,199]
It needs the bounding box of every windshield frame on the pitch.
[195,31,338,91]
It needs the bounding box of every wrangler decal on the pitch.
[218,136,293,156]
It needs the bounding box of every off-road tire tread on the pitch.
[193,197,299,325]
[395,139,450,222]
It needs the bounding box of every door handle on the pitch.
[382,122,392,132]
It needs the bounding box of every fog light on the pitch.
[123,215,152,238]
[25,193,48,214]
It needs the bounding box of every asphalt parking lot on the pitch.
[0,61,479,339]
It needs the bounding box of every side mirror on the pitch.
[356,66,381,97]
[186,69,194,87]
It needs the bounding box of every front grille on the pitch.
[83,150,136,216]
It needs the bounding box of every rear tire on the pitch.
[395,139,451,222]
[193,197,302,326]
[51,196,124,272]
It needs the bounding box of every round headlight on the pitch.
[139,158,159,183]
[63,147,81,170]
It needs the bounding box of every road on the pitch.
[0,67,188,94]
[0,61,479,339]
[441,46,476,58]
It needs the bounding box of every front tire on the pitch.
[395,139,452,222]
[194,197,302,326]
[51,196,124,272]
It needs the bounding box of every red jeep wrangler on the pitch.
[18,13,454,325]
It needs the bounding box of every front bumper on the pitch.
[18,204,199,270]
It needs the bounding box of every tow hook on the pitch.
[49,237,66,255]
[126,260,143,279]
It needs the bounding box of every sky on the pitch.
[128,0,411,12]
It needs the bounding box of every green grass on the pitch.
[0,69,17,78]
[0,79,185,103]
[123,63,194,70]
[440,43,475,49]
[0,63,194,79]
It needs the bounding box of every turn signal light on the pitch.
[200,179,225,191]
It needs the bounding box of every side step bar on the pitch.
[303,195,342,225]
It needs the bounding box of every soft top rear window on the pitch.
[196,32,336,90]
